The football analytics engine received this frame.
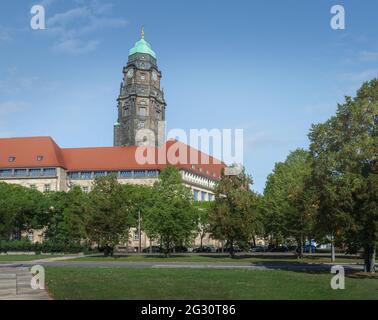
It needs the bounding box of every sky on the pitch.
[0,0,377,193]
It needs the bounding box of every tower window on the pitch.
[138,121,145,129]
[138,106,146,116]
[124,107,129,117]
[140,74,146,81]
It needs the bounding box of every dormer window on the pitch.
[8,156,16,162]
[37,155,44,161]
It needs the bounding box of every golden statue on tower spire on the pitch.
[141,26,145,39]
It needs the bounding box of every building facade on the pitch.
[0,30,226,249]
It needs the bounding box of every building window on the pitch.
[134,170,146,178]
[124,107,129,117]
[140,73,146,81]
[43,168,56,176]
[82,186,89,193]
[8,156,16,162]
[81,172,92,179]
[134,232,140,241]
[138,121,145,129]
[28,232,34,242]
[30,184,37,190]
[44,184,51,192]
[193,189,199,201]
[147,170,158,177]
[14,169,27,176]
[120,171,133,178]
[201,192,207,202]
[0,170,12,177]
[209,194,214,201]
[139,106,146,116]
[29,169,42,177]
[36,155,44,161]
[69,172,80,179]
[94,171,106,177]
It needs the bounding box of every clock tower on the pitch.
[114,28,166,147]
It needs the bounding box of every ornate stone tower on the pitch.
[114,28,166,147]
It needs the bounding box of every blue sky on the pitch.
[0,0,377,193]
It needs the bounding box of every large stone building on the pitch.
[0,30,226,249]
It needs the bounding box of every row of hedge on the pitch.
[0,239,95,254]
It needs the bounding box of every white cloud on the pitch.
[48,7,92,27]
[52,38,99,55]
[44,1,128,55]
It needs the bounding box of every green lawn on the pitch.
[0,254,61,262]
[72,253,363,265]
[46,266,378,300]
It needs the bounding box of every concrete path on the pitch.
[1,260,365,272]
[0,267,50,300]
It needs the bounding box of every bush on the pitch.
[0,238,94,254]
[0,238,34,252]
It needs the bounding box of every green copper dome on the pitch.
[129,35,156,58]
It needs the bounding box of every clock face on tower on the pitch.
[127,69,134,78]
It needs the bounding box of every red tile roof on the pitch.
[0,136,65,169]
[0,137,226,180]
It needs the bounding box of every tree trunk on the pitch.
[252,235,256,248]
[364,245,376,273]
[229,240,235,258]
[308,236,312,256]
[200,234,204,249]
[331,234,336,263]
[297,234,303,258]
[126,228,129,254]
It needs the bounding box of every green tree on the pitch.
[45,187,89,245]
[209,167,258,257]
[309,79,378,272]
[0,183,17,239]
[122,183,152,252]
[261,149,316,257]
[143,166,198,256]
[0,182,46,239]
[86,175,135,256]
[194,201,212,249]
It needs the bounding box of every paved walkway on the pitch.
[0,267,50,300]
[1,260,365,272]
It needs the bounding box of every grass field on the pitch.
[0,254,61,262]
[46,266,378,300]
[71,253,363,265]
